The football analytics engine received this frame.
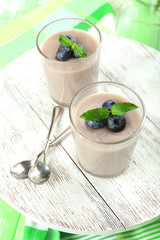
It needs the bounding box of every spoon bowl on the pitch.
[10,159,35,179]
[10,150,44,179]
[28,162,51,185]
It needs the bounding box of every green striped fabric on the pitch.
[23,217,160,240]
[0,0,115,69]
[0,198,25,240]
[0,0,160,240]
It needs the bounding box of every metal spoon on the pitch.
[10,106,64,179]
[28,126,72,184]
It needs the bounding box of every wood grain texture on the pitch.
[0,71,123,233]
[0,35,160,234]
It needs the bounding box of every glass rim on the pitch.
[69,81,146,145]
[36,17,102,62]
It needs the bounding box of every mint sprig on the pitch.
[59,35,87,58]
[80,102,138,121]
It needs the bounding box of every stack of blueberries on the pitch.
[56,35,85,61]
[87,100,126,132]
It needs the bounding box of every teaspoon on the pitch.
[10,106,64,179]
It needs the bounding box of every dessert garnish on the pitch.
[80,100,138,132]
[106,115,126,132]
[56,35,87,61]
[65,34,76,43]
[56,45,72,61]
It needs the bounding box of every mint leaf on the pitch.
[111,102,138,115]
[80,108,110,121]
[59,35,73,47]
[71,43,87,58]
[59,35,87,58]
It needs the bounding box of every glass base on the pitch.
[50,95,70,108]
[78,160,129,178]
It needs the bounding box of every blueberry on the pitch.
[56,45,72,61]
[86,119,106,129]
[65,35,76,43]
[73,44,85,58]
[106,114,126,132]
[102,100,117,111]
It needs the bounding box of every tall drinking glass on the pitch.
[36,18,101,107]
[69,81,146,177]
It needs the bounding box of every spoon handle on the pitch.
[50,126,72,147]
[35,126,72,164]
[43,106,64,160]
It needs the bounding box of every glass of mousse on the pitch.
[69,81,146,177]
[36,18,101,107]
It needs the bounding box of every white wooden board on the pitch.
[0,35,160,234]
